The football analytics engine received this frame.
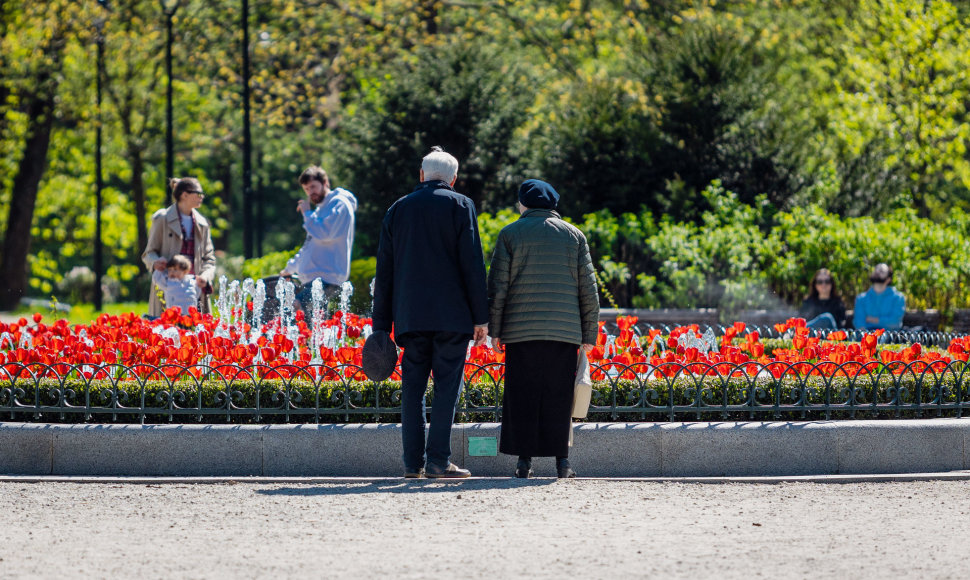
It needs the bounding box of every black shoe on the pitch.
[514,459,533,478]
[404,467,425,479]
[425,462,471,478]
[556,459,576,479]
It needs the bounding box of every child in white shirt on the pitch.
[151,254,199,315]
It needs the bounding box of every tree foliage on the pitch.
[336,39,534,252]
[831,0,970,218]
[477,183,970,320]
[1,0,969,313]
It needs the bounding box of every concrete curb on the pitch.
[4,473,970,484]
[1,419,968,477]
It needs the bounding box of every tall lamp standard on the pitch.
[242,0,253,258]
[94,0,111,311]
[159,0,181,187]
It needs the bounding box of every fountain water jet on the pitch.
[250,279,266,344]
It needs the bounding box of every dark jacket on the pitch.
[799,296,847,328]
[372,180,489,335]
[487,208,599,345]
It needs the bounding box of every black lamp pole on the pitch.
[160,0,180,187]
[242,0,253,258]
[94,0,111,311]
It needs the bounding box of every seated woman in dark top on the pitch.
[799,268,846,329]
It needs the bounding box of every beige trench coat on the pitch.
[141,205,217,317]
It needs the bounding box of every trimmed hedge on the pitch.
[477,183,970,324]
[4,370,969,424]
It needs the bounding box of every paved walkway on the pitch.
[1,479,967,579]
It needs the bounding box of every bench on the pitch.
[599,307,943,332]
[599,308,719,329]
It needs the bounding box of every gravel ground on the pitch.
[1,479,969,579]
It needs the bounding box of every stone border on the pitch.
[2,420,968,477]
[5,472,970,484]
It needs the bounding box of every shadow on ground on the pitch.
[256,479,558,495]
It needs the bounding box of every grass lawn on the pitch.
[10,301,149,325]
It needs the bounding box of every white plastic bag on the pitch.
[571,352,593,419]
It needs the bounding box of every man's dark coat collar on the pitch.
[414,179,455,192]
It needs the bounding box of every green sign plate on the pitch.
[468,436,498,457]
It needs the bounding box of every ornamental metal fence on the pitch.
[2,359,970,424]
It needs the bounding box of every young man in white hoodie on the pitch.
[280,166,358,313]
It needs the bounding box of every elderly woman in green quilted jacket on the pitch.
[487,179,599,478]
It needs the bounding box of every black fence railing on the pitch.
[3,359,970,424]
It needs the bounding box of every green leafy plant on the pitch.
[5,370,967,424]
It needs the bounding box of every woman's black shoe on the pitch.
[514,458,533,478]
[556,458,576,479]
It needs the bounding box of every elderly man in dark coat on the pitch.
[488,179,599,478]
[373,146,489,479]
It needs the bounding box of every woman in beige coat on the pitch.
[141,177,216,317]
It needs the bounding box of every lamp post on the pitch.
[159,0,180,187]
[94,0,111,311]
[242,0,253,258]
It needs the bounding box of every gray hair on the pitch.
[421,146,458,182]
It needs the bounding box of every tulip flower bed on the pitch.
[1,311,969,423]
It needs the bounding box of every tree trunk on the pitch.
[0,87,58,310]
[129,144,149,257]
[216,161,232,252]
[422,0,438,35]
[0,2,12,148]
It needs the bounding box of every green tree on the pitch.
[335,40,535,253]
[647,9,812,219]
[521,77,661,219]
[832,0,970,218]
[0,0,87,309]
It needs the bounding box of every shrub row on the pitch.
[4,372,969,425]
[231,180,970,330]
[477,182,970,322]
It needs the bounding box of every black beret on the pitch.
[518,179,560,209]
[361,330,398,382]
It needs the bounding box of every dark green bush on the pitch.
[334,39,535,254]
[4,369,968,424]
[510,183,970,322]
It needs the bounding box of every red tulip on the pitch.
[861,334,877,354]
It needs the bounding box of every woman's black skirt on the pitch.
[500,340,579,458]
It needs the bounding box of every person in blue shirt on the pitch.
[280,166,357,315]
[853,263,905,330]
